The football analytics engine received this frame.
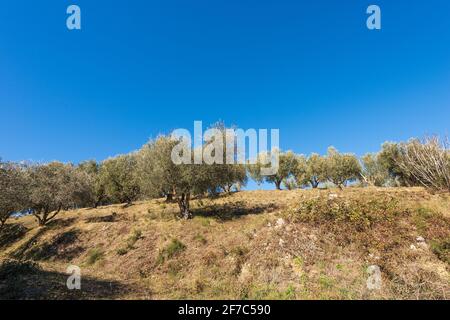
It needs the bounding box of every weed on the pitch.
[318,274,334,289]
[116,248,128,256]
[86,248,104,265]
[127,229,142,248]
[193,234,207,245]
[430,238,450,264]
[167,261,183,277]
[116,229,142,255]
[231,246,249,257]
[293,256,304,268]
[413,207,434,233]
[156,238,186,265]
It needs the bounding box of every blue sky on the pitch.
[1,0,449,170]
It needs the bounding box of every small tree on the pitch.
[99,154,141,205]
[77,160,107,207]
[325,147,361,189]
[378,142,414,186]
[139,136,230,219]
[0,162,28,230]
[27,162,86,226]
[360,153,390,187]
[248,151,298,190]
[137,138,174,201]
[209,163,247,194]
[303,153,327,188]
[206,122,247,194]
[293,154,308,188]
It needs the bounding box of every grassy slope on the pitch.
[0,187,449,299]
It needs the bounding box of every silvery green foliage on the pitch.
[76,160,107,207]
[361,153,390,187]
[137,129,246,219]
[0,162,28,229]
[27,162,90,226]
[247,151,298,190]
[98,154,141,205]
[324,147,361,188]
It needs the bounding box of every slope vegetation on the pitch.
[0,188,449,299]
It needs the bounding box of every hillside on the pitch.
[0,188,449,300]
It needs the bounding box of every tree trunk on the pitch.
[165,193,173,202]
[177,193,192,219]
[35,206,62,226]
[275,180,282,190]
[94,194,105,208]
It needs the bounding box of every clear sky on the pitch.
[1,0,449,168]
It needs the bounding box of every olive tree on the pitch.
[138,135,232,219]
[247,151,297,190]
[325,147,361,188]
[77,160,108,207]
[0,162,28,230]
[137,138,174,201]
[377,142,415,186]
[360,153,390,187]
[204,122,247,194]
[27,162,88,226]
[99,154,141,205]
[296,153,327,188]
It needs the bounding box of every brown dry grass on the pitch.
[0,187,449,300]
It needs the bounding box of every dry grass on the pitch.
[0,187,449,300]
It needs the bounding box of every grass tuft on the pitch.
[86,248,103,265]
[156,238,186,265]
